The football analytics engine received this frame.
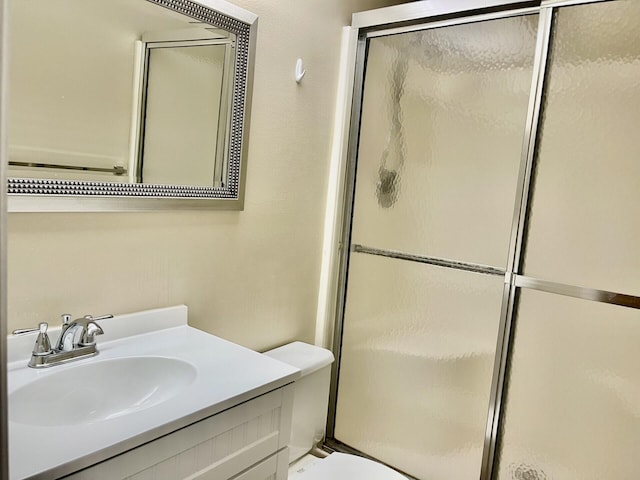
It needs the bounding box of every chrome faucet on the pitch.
[56,314,108,351]
[13,313,112,368]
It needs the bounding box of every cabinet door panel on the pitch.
[64,388,293,480]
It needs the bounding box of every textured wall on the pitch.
[7,0,405,351]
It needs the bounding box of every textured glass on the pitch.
[351,15,538,269]
[496,289,640,480]
[523,1,640,296]
[334,253,504,480]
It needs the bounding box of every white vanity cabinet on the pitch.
[64,385,293,480]
[8,306,300,480]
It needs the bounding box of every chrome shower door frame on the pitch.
[0,0,8,476]
[327,1,622,479]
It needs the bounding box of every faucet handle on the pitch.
[85,314,114,322]
[13,322,53,356]
[77,314,111,346]
[12,324,44,336]
[60,313,112,327]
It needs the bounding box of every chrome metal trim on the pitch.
[132,40,147,184]
[8,178,235,198]
[507,8,552,276]
[149,0,250,32]
[135,42,152,184]
[515,276,640,309]
[214,42,235,188]
[144,38,233,49]
[27,346,99,368]
[0,0,8,475]
[352,0,539,29]
[235,9,257,211]
[7,0,256,211]
[326,34,369,440]
[136,36,235,187]
[481,279,519,480]
[9,161,127,176]
[7,195,242,212]
[541,0,610,7]
[352,244,505,276]
[365,6,541,39]
[480,8,553,480]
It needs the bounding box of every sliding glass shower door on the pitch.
[333,14,539,480]
[496,1,640,479]
[331,1,640,479]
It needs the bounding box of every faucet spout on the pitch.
[55,314,111,351]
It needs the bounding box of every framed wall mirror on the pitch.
[6,0,257,211]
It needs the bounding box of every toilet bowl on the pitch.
[264,342,406,480]
[288,452,408,480]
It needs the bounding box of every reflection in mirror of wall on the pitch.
[7,0,256,210]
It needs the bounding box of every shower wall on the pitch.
[332,1,640,479]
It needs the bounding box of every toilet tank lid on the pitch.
[264,341,335,376]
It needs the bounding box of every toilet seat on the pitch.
[289,453,407,480]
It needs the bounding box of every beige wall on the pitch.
[7,0,406,351]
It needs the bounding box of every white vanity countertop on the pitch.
[7,306,300,480]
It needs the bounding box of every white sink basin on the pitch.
[10,356,197,426]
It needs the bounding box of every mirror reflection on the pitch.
[140,41,233,187]
[8,0,237,189]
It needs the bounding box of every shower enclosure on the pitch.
[327,1,640,479]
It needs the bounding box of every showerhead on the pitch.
[376,166,399,208]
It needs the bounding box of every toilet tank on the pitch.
[264,342,335,463]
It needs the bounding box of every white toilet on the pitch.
[264,341,407,480]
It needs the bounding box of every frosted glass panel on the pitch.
[496,289,640,480]
[334,253,504,479]
[351,15,538,268]
[523,1,640,296]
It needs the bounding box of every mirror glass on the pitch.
[7,0,255,209]
[141,41,233,187]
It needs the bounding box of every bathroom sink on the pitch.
[8,305,300,480]
[10,356,197,426]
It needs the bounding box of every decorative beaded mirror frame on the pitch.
[7,0,257,211]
